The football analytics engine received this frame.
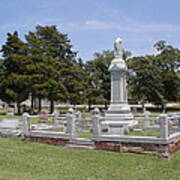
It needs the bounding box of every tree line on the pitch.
[0,25,179,114]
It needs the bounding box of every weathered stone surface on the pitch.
[0,118,21,137]
[65,144,95,150]
[92,108,101,136]
[22,130,180,159]
[92,134,169,144]
[66,108,77,137]
[159,114,168,138]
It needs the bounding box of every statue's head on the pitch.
[115,37,123,44]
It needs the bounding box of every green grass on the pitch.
[79,130,160,138]
[128,129,160,136]
[79,130,177,138]
[0,115,21,121]
[0,109,6,115]
[0,138,179,180]
[79,131,93,138]
[30,117,53,124]
[167,104,180,108]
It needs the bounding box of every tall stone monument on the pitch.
[104,38,136,134]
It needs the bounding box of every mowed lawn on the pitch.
[0,138,179,180]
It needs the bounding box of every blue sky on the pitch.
[0,0,180,61]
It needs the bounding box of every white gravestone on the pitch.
[66,108,77,137]
[92,108,101,137]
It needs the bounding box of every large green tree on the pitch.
[85,50,113,109]
[25,25,76,113]
[63,60,88,105]
[127,55,165,109]
[0,32,29,114]
[127,40,180,111]
[154,40,180,102]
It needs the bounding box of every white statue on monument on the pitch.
[109,37,126,71]
[114,37,123,59]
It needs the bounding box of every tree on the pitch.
[63,62,88,106]
[127,40,180,111]
[85,50,113,109]
[127,55,166,110]
[25,25,76,113]
[154,40,180,102]
[0,32,29,114]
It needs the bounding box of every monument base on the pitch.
[104,103,137,134]
[102,120,137,135]
[105,103,134,121]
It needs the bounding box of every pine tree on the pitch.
[85,50,113,109]
[0,32,29,114]
[25,25,76,113]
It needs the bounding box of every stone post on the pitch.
[159,114,168,139]
[75,111,81,134]
[76,111,82,121]
[66,108,77,137]
[92,108,101,137]
[52,110,59,125]
[144,111,150,127]
[178,118,180,129]
[22,112,31,134]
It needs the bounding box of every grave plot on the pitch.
[19,108,180,159]
[0,118,21,137]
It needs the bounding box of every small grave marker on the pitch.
[38,110,48,123]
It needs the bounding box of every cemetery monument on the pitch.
[104,37,137,134]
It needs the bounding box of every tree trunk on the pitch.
[104,100,108,110]
[161,103,166,113]
[88,99,92,111]
[50,100,54,114]
[17,102,21,115]
[31,95,34,114]
[38,98,42,112]
[141,101,145,113]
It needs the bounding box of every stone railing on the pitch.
[91,109,180,139]
[21,108,180,158]
[21,108,180,139]
[21,108,81,138]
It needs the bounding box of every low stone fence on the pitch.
[20,108,180,159]
[91,110,180,158]
[22,108,79,138]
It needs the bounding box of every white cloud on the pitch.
[55,8,180,36]
[62,18,180,34]
[2,14,180,36]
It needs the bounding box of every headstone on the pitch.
[6,107,14,116]
[66,108,77,137]
[52,110,59,125]
[22,112,31,133]
[92,108,101,137]
[38,110,48,123]
[0,119,19,129]
[144,111,151,127]
[76,111,82,120]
